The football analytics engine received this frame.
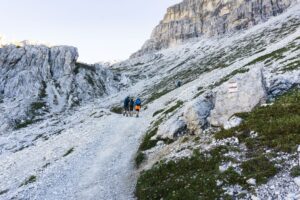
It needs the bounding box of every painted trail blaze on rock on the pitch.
[228,81,238,94]
[210,67,267,127]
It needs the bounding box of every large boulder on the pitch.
[155,115,187,140]
[183,91,215,134]
[210,68,267,127]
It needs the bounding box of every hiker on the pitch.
[176,80,182,88]
[123,96,130,117]
[129,97,135,117]
[135,97,141,117]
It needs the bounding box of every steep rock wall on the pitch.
[132,0,295,57]
[0,44,118,131]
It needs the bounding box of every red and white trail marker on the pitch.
[228,81,238,93]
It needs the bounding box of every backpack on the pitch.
[130,99,134,106]
[124,97,130,107]
[135,98,141,106]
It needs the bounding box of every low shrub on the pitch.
[138,128,159,151]
[110,106,123,114]
[63,147,74,157]
[136,146,245,200]
[290,166,300,177]
[153,109,164,117]
[20,175,37,187]
[241,156,277,185]
[135,152,146,168]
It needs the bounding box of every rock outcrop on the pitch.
[155,116,186,140]
[132,0,295,57]
[183,91,214,134]
[209,67,267,127]
[0,44,118,131]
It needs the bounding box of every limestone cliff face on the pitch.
[0,44,118,130]
[131,0,294,58]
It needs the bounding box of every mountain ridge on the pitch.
[131,0,296,58]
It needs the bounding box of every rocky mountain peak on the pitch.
[131,0,295,58]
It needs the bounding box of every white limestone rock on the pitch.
[247,178,257,186]
[224,116,243,130]
[294,177,300,187]
[210,67,267,127]
[183,91,214,134]
[156,115,186,140]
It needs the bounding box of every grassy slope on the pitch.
[134,13,300,199]
[136,89,300,199]
[215,89,300,153]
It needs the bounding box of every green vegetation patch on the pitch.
[244,47,288,67]
[241,156,277,185]
[15,118,42,130]
[135,127,158,168]
[139,101,183,153]
[30,102,46,112]
[135,152,146,168]
[138,127,159,152]
[281,60,300,72]
[15,119,35,129]
[244,37,300,68]
[290,166,300,177]
[145,89,171,105]
[137,100,183,166]
[215,89,300,153]
[193,89,205,99]
[63,147,75,157]
[153,109,164,117]
[135,117,166,167]
[110,106,123,114]
[212,68,249,88]
[136,146,246,200]
[15,81,49,130]
[136,90,300,199]
[20,175,37,187]
[163,101,184,115]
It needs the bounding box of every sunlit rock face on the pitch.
[132,0,295,58]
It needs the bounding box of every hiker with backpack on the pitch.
[176,80,182,88]
[123,96,130,117]
[135,97,141,118]
[129,97,135,117]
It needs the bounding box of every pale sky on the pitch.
[0,0,182,63]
